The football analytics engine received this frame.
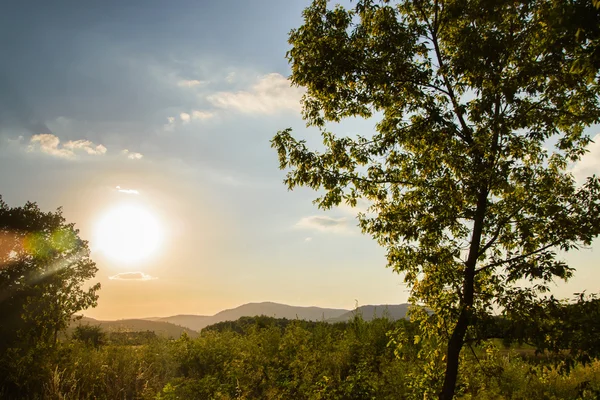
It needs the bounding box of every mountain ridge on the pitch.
[82,302,412,332]
[71,316,199,338]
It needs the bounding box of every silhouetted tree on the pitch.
[0,196,100,397]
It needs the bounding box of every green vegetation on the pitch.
[71,317,200,339]
[0,196,100,398]
[2,315,600,399]
[272,0,600,398]
[0,195,598,399]
[3,1,600,397]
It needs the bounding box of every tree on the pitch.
[72,324,106,348]
[271,0,600,398]
[0,196,100,397]
[503,292,600,369]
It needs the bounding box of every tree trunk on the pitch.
[439,287,471,400]
[439,187,488,399]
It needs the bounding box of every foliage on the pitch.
[201,315,345,335]
[502,292,600,370]
[271,0,600,398]
[106,330,159,346]
[161,316,415,400]
[566,0,600,80]
[0,196,100,398]
[72,325,106,349]
[0,315,596,398]
[46,337,177,400]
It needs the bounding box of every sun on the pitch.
[94,204,163,264]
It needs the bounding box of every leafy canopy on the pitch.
[0,196,100,395]
[272,0,600,397]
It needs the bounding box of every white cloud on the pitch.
[305,237,313,242]
[180,112,191,123]
[226,72,236,83]
[109,272,157,281]
[163,111,212,132]
[122,149,143,160]
[115,186,139,195]
[295,215,351,234]
[571,133,600,183]
[63,139,107,155]
[177,79,207,88]
[207,73,304,115]
[191,110,213,120]
[28,134,107,159]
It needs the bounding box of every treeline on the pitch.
[202,315,350,335]
[2,314,599,399]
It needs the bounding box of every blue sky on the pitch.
[0,0,598,319]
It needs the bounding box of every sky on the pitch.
[0,0,598,320]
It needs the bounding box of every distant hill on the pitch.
[212,302,348,323]
[147,302,348,331]
[152,315,211,331]
[326,304,412,322]
[71,316,199,338]
[81,302,412,333]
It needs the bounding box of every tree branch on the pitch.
[412,0,472,147]
[476,241,562,274]
[322,168,414,187]
[477,207,523,257]
[429,25,473,146]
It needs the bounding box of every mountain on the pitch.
[152,314,211,332]
[327,304,412,322]
[153,302,348,331]
[80,302,413,334]
[213,302,348,322]
[72,316,199,338]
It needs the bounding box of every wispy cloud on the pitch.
[109,272,157,281]
[6,135,25,145]
[115,186,139,195]
[122,149,143,160]
[571,133,600,184]
[163,111,213,132]
[191,110,213,120]
[177,79,207,88]
[305,237,313,242]
[207,73,304,115]
[335,199,372,216]
[295,216,351,234]
[28,134,107,159]
[164,116,176,132]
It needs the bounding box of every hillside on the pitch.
[150,302,349,331]
[81,302,412,333]
[327,304,412,322]
[212,302,348,322]
[152,314,211,331]
[72,317,199,338]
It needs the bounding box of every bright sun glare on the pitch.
[94,204,162,264]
